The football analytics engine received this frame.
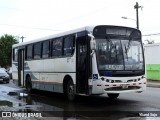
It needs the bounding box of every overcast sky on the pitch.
[0,0,160,43]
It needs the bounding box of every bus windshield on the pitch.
[96,36,144,71]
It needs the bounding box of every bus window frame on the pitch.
[63,35,75,56]
[25,44,33,61]
[42,40,50,59]
[51,37,63,58]
[13,47,18,62]
[33,42,42,60]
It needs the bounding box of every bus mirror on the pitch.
[90,39,96,50]
[88,33,96,50]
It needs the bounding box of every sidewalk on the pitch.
[147,80,160,88]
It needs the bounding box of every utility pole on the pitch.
[134,2,142,29]
[20,36,25,42]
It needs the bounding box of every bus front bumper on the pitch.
[91,78,146,94]
[103,80,146,94]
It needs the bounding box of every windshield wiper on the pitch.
[127,30,137,53]
[124,36,132,61]
[125,44,128,61]
[127,37,132,51]
[115,44,118,63]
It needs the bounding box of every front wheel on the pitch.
[26,77,32,93]
[107,93,119,99]
[66,80,75,101]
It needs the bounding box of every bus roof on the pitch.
[12,25,138,48]
[12,26,94,48]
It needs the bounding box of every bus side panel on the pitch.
[27,56,76,93]
[25,60,43,89]
[54,57,76,73]
[54,57,76,93]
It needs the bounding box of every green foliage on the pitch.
[0,34,18,67]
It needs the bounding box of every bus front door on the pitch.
[76,36,90,94]
[18,49,25,87]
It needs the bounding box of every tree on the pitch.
[0,34,18,67]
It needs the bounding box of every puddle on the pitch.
[8,91,19,96]
[8,91,29,99]
[19,93,28,97]
[8,91,44,111]
[2,91,7,93]
[6,91,138,119]
[0,100,13,107]
[4,90,160,119]
[6,91,105,118]
[7,90,69,116]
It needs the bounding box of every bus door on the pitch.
[18,49,25,87]
[76,35,90,94]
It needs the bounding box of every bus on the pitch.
[12,25,146,101]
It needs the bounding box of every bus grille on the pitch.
[105,86,141,91]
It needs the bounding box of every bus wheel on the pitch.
[66,80,75,101]
[107,93,119,99]
[26,77,32,93]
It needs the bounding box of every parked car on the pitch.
[0,69,10,83]
[6,67,12,79]
[0,68,7,72]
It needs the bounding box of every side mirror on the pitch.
[88,33,96,50]
[88,33,96,56]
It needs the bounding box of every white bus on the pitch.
[12,25,146,101]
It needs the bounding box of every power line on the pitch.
[0,23,64,31]
[2,23,160,37]
[143,33,160,36]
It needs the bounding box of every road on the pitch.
[0,81,160,120]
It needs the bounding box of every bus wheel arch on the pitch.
[63,75,75,101]
[25,74,32,93]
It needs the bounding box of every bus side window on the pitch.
[26,44,33,60]
[33,42,41,59]
[64,36,75,56]
[42,41,50,58]
[52,38,63,57]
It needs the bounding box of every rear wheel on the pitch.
[107,93,119,99]
[66,80,75,101]
[26,76,32,93]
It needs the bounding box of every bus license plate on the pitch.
[120,84,128,89]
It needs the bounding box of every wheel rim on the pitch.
[27,77,32,92]
[67,81,75,100]
[28,81,31,92]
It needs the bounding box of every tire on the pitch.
[66,80,75,101]
[26,76,32,93]
[107,93,119,99]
